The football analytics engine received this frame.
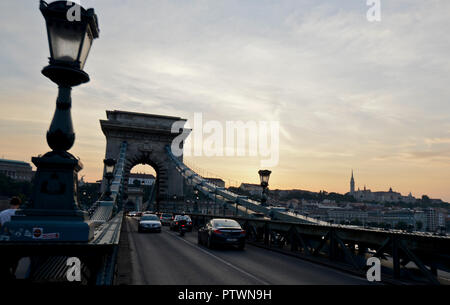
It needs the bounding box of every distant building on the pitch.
[0,158,33,182]
[127,186,144,211]
[239,183,262,195]
[382,210,415,228]
[129,173,155,186]
[327,208,368,224]
[348,171,416,203]
[424,208,445,232]
[204,178,225,188]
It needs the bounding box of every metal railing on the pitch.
[188,212,450,285]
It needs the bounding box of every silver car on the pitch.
[138,214,162,233]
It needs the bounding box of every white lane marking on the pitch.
[165,229,270,285]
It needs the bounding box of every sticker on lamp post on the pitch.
[32,227,43,239]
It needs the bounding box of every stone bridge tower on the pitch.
[100,110,190,209]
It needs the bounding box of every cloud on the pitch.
[1,0,450,200]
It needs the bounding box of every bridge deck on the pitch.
[122,217,368,285]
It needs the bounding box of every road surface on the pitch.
[125,217,369,285]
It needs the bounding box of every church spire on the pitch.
[350,169,355,194]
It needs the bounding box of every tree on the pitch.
[421,195,431,204]
[350,218,363,226]
[0,173,32,203]
[416,221,423,230]
[395,221,408,230]
[78,182,101,209]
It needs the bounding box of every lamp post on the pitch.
[214,190,217,216]
[258,170,272,206]
[194,189,199,213]
[103,158,116,201]
[7,1,100,242]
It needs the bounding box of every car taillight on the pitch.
[213,229,223,234]
[189,222,192,225]
[182,224,185,227]
[176,222,178,225]
[240,230,246,235]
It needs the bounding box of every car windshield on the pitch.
[141,215,159,221]
[213,220,240,228]
[176,215,191,221]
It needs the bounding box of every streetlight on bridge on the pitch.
[194,189,199,213]
[7,1,100,242]
[103,158,116,201]
[258,170,272,206]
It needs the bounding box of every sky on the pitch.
[1,0,450,201]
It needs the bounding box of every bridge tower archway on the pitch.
[100,110,190,210]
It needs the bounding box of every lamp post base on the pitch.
[4,150,95,242]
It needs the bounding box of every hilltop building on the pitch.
[348,171,416,203]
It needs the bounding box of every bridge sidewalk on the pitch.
[114,216,133,285]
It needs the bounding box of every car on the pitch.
[170,215,193,232]
[160,213,173,226]
[138,214,162,233]
[198,218,246,250]
[127,211,137,217]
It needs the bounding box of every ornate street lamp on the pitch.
[7,1,100,242]
[193,189,199,213]
[103,158,116,201]
[258,170,272,206]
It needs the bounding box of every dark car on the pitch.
[160,213,173,226]
[198,218,246,250]
[170,215,193,232]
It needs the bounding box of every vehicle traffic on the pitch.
[138,214,162,233]
[170,215,193,232]
[160,213,173,225]
[198,218,246,250]
[178,217,188,237]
